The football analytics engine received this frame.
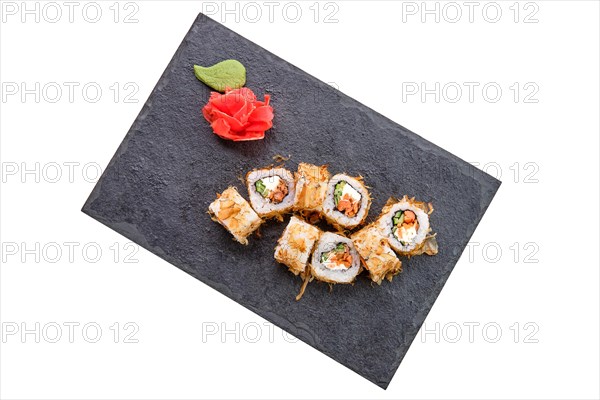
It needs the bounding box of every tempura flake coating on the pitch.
[351,224,402,285]
[292,163,330,215]
[208,186,263,245]
[274,216,321,276]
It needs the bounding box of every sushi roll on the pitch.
[322,174,371,230]
[351,225,402,285]
[310,232,361,284]
[292,163,330,216]
[246,167,295,219]
[208,186,263,245]
[375,196,438,256]
[274,216,321,276]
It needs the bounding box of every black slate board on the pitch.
[82,13,500,389]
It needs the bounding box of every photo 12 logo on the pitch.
[1,241,140,264]
[2,161,104,184]
[401,82,540,104]
[2,322,140,344]
[469,161,540,183]
[0,1,140,24]
[420,321,540,343]
[465,241,540,264]
[1,1,140,24]
[401,1,539,24]
[1,82,140,104]
[200,1,340,23]
[201,321,299,344]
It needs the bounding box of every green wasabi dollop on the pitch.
[194,59,246,92]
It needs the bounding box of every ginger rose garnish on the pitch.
[202,87,274,141]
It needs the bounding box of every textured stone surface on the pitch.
[82,13,501,389]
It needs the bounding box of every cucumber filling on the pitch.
[255,175,289,204]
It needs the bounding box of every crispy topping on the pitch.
[272,154,291,162]
[228,217,240,230]
[306,211,321,224]
[217,196,243,221]
[220,199,235,208]
[289,236,307,253]
[217,204,240,220]
[295,163,329,210]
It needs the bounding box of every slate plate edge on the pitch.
[81,12,502,389]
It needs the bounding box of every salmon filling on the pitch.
[320,243,353,270]
[333,181,361,218]
[391,209,420,246]
[255,175,289,204]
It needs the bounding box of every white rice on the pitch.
[310,232,361,283]
[246,167,295,217]
[322,174,370,230]
[376,200,430,254]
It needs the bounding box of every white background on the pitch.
[1,1,599,399]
